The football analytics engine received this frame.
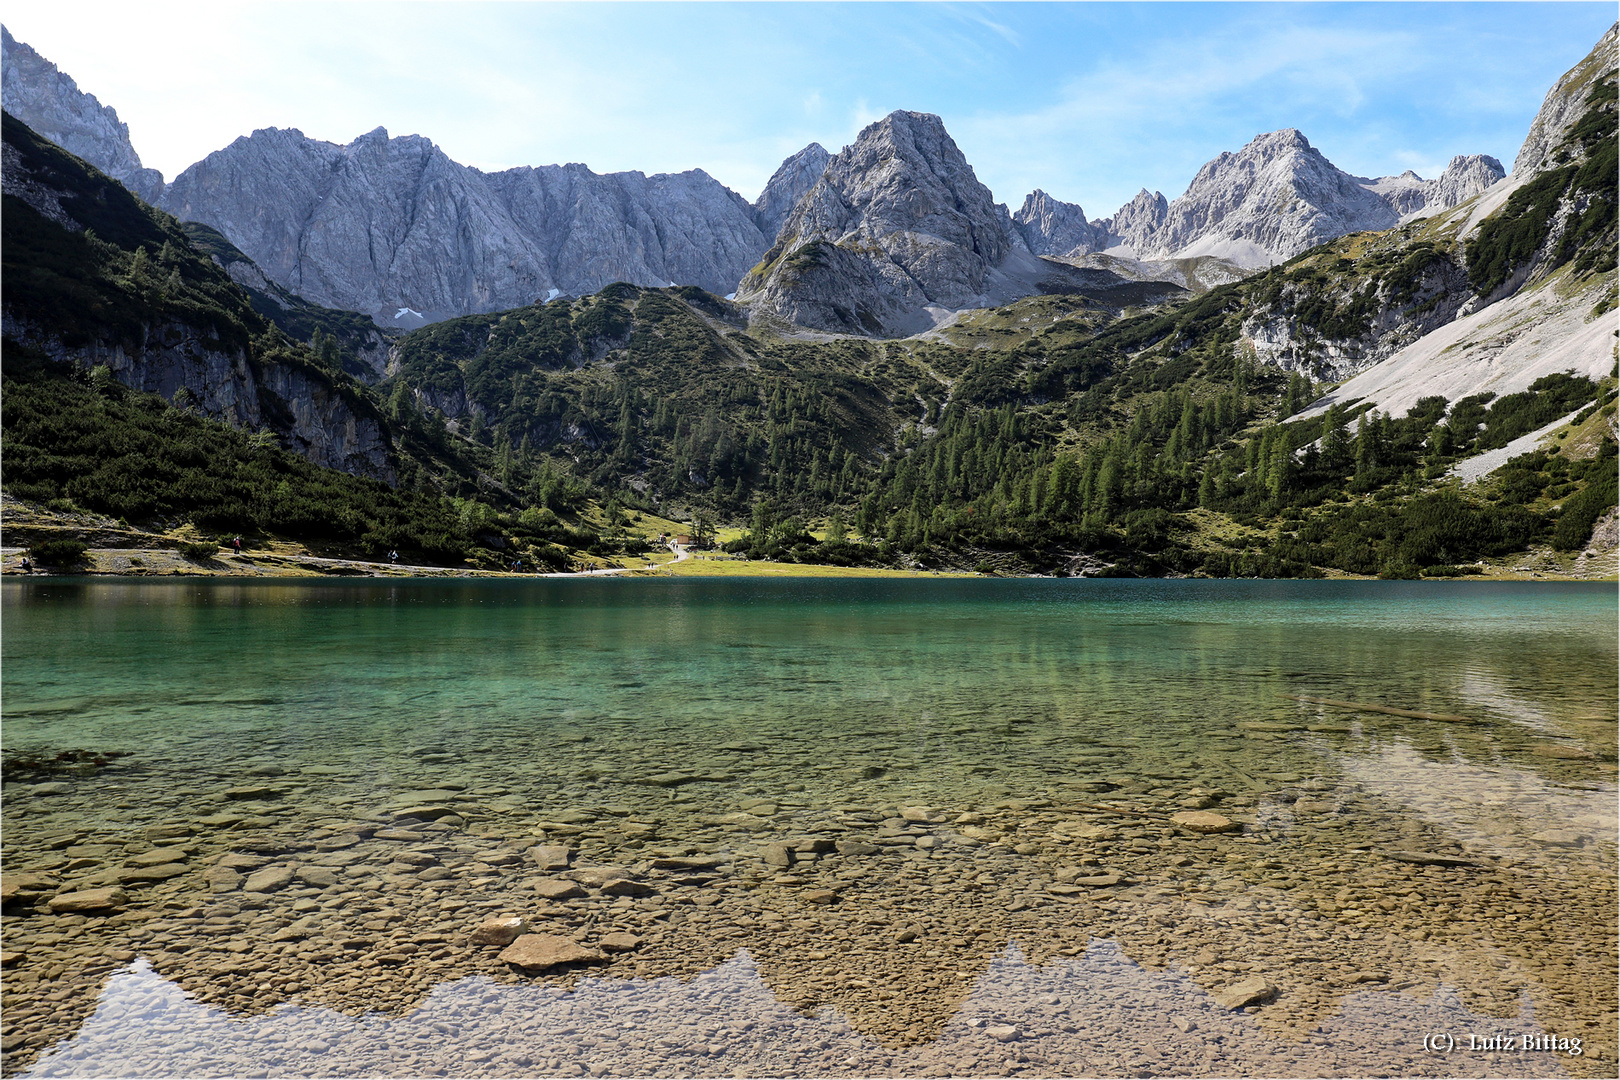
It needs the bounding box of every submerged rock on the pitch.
[242,866,294,893]
[599,878,656,898]
[532,879,587,901]
[498,933,602,973]
[47,887,127,914]
[1171,811,1240,834]
[1385,850,1478,867]
[528,845,573,871]
[1213,976,1276,1010]
[471,917,529,946]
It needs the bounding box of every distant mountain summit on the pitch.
[1005,135,1502,268]
[157,125,773,324]
[1011,189,1110,257]
[1365,155,1506,216]
[1146,128,1403,264]
[1106,189,1170,256]
[1096,129,1503,267]
[0,26,1517,331]
[0,26,164,202]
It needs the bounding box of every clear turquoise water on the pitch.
[3,579,1614,803]
[3,578,1615,1078]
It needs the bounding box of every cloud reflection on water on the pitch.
[1334,740,1616,865]
[29,939,1572,1079]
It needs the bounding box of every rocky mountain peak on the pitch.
[826,111,1008,265]
[1430,154,1507,205]
[0,26,164,203]
[753,142,830,243]
[1110,128,1455,267]
[1012,189,1109,257]
[736,109,1031,335]
[1107,189,1170,254]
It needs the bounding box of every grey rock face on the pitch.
[752,142,830,244]
[209,246,394,382]
[1107,189,1169,254]
[1364,155,1505,218]
[4,313,395,482]
[1143,129,1401,266]
[1104,134,1503,268]
[0,27,164,202]
[488,162,765,297]
[159,126,773,324]
[1012,190,1110,256]
[736,110,1022,336]
[1514,22,1618,178]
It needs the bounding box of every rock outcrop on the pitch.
[751,142,830,244]
[1513,21,1619,177]
[159,125,772,325]
[8,317,396,482]
[0,26,164,203]
[1012,190,1110,257]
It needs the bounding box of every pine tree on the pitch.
[1354,412,1374,476]
[1321,406,1351,471]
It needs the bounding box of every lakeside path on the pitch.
[0,542,979,581]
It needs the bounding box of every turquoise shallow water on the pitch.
[2,578,1615,1077]
[4,578,1613,774]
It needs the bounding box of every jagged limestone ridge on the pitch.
[0,26,164,202]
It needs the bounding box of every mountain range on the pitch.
[0,21,1612,584]
[1,25,1504,337]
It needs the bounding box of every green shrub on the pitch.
[1551,456,1619,550]
[178,541,218,561]
[29,539,88,566]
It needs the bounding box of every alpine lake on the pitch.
[1,577,1614,1079]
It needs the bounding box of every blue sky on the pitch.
[5,3,1614,217]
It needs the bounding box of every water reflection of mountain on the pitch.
[29,944,1577,1078]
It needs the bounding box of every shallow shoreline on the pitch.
[0,547,978,581]
[0,549,1611,582]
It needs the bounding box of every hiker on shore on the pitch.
[19,556,31,574]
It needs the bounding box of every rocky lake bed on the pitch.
[3,718,1614,1078]
[2,577,1614,1077]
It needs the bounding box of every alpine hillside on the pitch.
[0,23,1613,583]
